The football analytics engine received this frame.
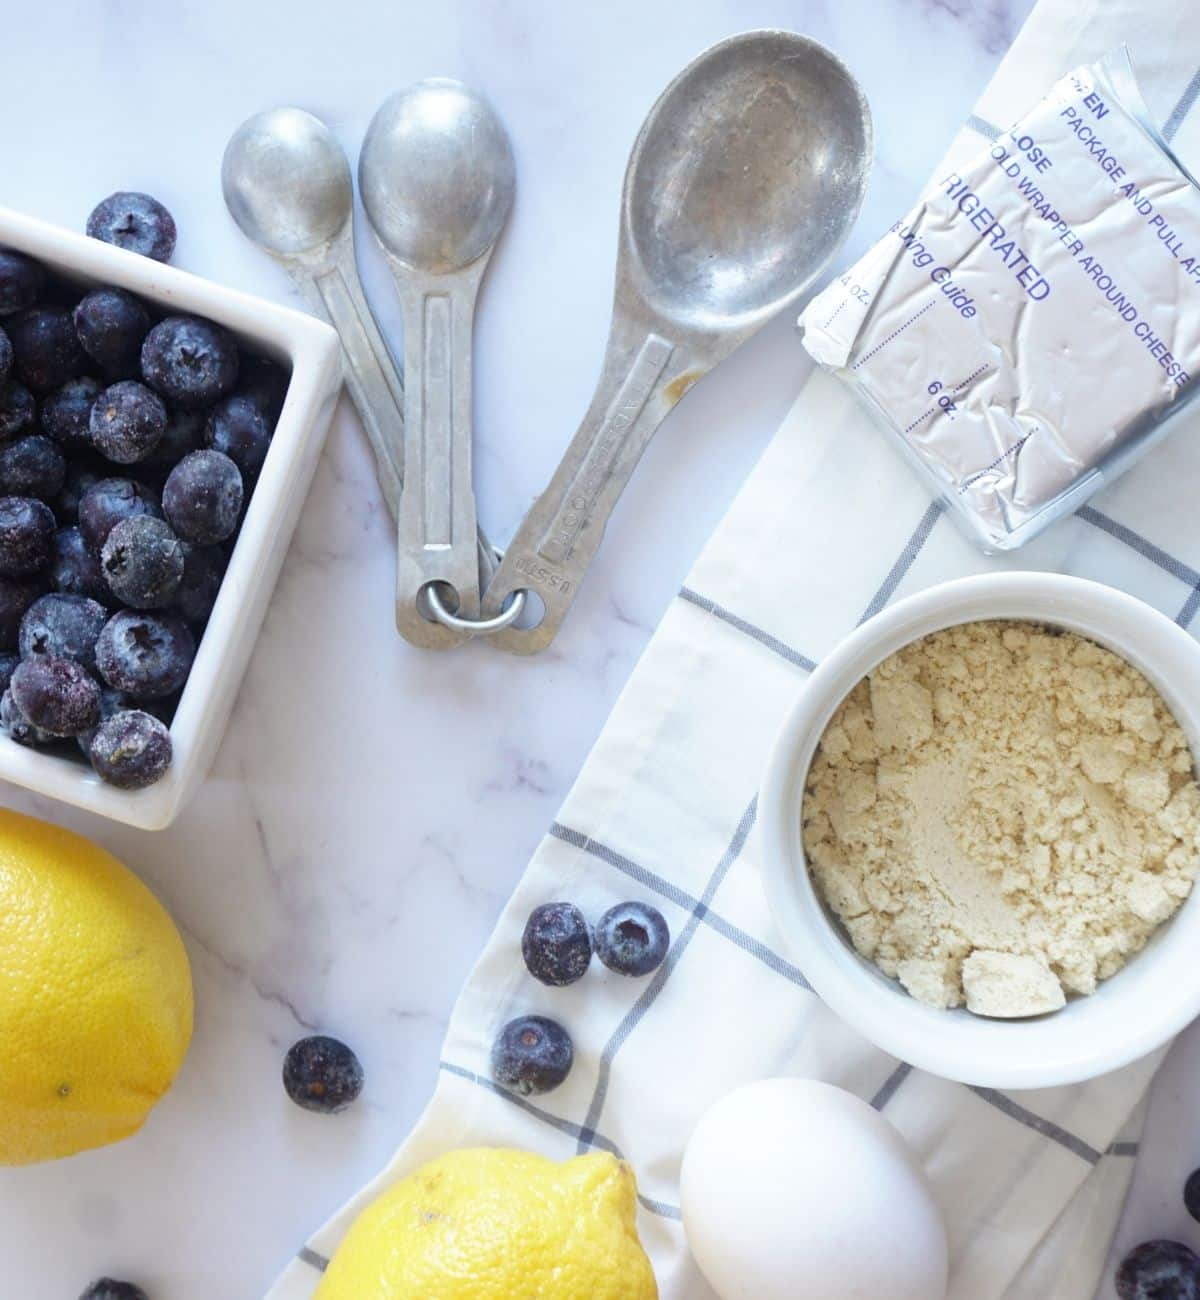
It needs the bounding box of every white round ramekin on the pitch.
[760,572,1200,1088]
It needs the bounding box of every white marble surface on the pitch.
[5,1,1198,1296]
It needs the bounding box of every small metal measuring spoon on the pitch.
[482,31,872,653]
[221,108,407,519]
[359,79,516,650]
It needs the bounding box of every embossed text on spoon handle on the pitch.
[290,246,406,521]
[483,326,703,654]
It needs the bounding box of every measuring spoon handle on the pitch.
[392,256,488,649]
[287,239,406,520]
[483,323,703,654]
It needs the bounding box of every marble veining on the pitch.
[4,1,1192,1297]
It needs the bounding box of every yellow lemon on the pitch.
[0,807,193,1164]
[316,1147,658,1300]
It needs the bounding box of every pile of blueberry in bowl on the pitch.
[0,196,288,790]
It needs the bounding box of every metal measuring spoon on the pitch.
[359,79,515,649]
[221,108,407,519]
[482,31,873,653]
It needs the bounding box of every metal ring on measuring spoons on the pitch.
[426,583,527,635]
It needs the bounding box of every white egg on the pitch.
[680,1078,948,1300]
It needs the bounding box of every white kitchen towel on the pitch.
[270,1,1200,1297]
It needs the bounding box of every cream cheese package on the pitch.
[800,49,1200,551]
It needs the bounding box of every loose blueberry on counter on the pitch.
[146,407,205,470]
[162,449,243,546]
[78,477,161,553]
[19,592,107,669]
[51,527,112,606]
[282,1036,364,1114]
[1117,1240,1200,1300]
[1186,1168,1200,1224]
[0,687,56,747]
[174,543,225,624]
[73,287,151,379]
[522,902,593,986]
[87,709,172,789]
[0,435,65,500]
[0,496,55,577]
[96,608,194,699]
[89,380,167,464]
[141,316,238,408]
[0,379,36,439]
[87,191,176,263]
[237,354,290,423]
[492,1016,574,1096]
[0,325,10,386]
[594,901,670,977]
[42,376,102,451]
[203,393,272,478]
[0,576,44,649]
[10,655,100,738]
[6,305,85,392]
[0,250,44,317]
[78,1279,149,1300]
[101,515,184,609]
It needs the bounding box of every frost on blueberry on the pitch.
[163,449,243,546]
[73,287,151,379]
[282,1036,364,1114]
[96,608,194,699]
[141,316,238,408]
[522,902,593,986]
[1117,1240,1200,1300]
[10,654,100,738]
[7,306,85,393]
[87,709,172,789]
[19,592,107,670]
[101,515,184,609]
[0,496,54,577]
[87,191,177,264]
[78,477,162,554]
[89,380,167,464]
[492,1015,574,1096]
[0,435,65,501]
[203,393,271,478]
[50,527,112,607]
[42,376,102,452]
[595,901,670,977]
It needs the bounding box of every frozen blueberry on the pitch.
[41,376,102,451]
[141,316,238,408]
[492,1016,573,1096]
[1117,1240,1200,1300]
[146,407,205,470]
[594,901,670,977]
[0,250,44,316]
[90,380,167,464]
[53,460,105,526]
[87,191,176,263]
[101,516,184,609]
[78,684,137,758]
[162,449,243,546]
[6,306,85,392]
[78,477,161,553]
[282,1036,364,1114]
[174,543,225,624]
[96,608,194,699]
[50,527,112,606]
[10,654,100,738]
[237,354,289,423]
[0,576,44,649]
[522,902,593,986]
[73,287,151,379]
[0,380,36,440]
[1187,1168,1200,1223]
[87,709,172,789]
[0,687,55,747]
[0,435,65,501]
[20,592,107,669]
[0,325,10,387]
[203,393,270,477]
[78,1280,149,1300]
[0,496,54,576]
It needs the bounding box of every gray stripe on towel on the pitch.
[968,1086,1102,1164]
[1165,65,1200,141]
[297,1247,328,1272]
[678,588,817,670]
[859,502,945,624]
[871,1061,913,1109]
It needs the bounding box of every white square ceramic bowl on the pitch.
[759,572,1200,1088]
[0,206,342,830]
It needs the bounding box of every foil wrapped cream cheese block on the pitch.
[800,49,1200,550]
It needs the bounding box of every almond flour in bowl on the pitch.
[802,620,1200,1018]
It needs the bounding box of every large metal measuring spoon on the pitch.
[483,31,872,653]
[359,79,516,649]
[221,108,407,520]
